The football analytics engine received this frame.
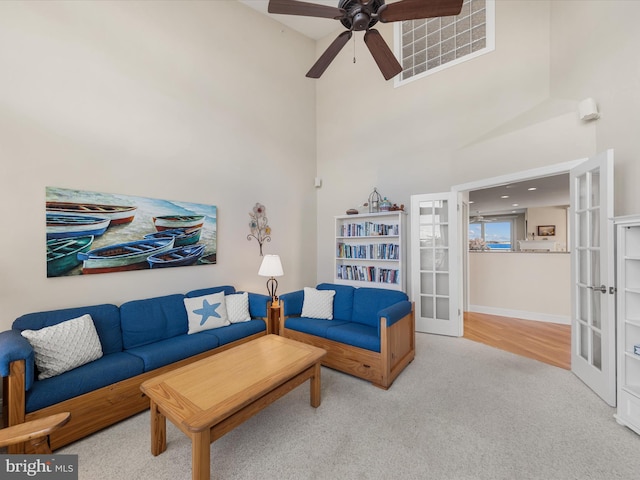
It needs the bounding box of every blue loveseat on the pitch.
[0,285,270,453]
[279,283,415,389]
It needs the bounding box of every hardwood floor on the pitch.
[463,312,571,370]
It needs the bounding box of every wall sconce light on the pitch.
[258,254,284,303]
[579,97,600,121]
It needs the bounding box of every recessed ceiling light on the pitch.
[512,203,519,207]
[469,201,475,204]
[528,187,537,191]
[500,195,509,199]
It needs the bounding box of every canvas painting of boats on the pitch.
[46,187,217,277]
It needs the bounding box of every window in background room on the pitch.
[394,0,495,86]
[469,220,513,251]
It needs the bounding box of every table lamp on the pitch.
[258,254,284,303]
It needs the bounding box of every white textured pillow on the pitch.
[226,292,251,323]
[184,292,230,334]
[301,287,336,320]
[21,314,103,380]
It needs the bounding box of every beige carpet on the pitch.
[58,333,640,479]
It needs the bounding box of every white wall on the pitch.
[2,0,639,331]
[526,206,568,251]
[550,0,640,216]
[315,0,640,292]
[468,252,571,323]
[0,1,318,331]
[315,0,564,285]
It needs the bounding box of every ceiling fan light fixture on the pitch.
[268,0,463,80]
[353,11,371,30]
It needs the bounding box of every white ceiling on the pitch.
[239,0,341,40]
[468,174,570,217]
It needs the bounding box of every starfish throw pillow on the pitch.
[184,291,230,334]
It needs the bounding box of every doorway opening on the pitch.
[453,160,582,366]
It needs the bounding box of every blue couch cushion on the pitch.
[25,352,144,413]
[120,294,187,349]
[13,304,122,355]
[325,322,380,353]
[126,332,220,372]
[284,317,350,338]
[351,288,408,328]
[247,292,270,318]
[317,283,354,321]
[201,320,266,346]
[281,290,304,316]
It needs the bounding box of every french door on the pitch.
[570,149,616,406]
[410,192,461,336]
[410,151,616,406]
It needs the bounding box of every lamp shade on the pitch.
[258,254,284,277]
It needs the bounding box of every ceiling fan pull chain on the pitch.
[353,35,356,63]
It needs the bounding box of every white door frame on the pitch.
[451,158,585,336]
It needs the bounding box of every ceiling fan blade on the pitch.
[378,0,464,23]
[268,0,345,20]
[306,31,352,79]
[363,29,403,81]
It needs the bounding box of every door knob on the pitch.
[588,284,607,293]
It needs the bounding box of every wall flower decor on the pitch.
[247,203,271,256]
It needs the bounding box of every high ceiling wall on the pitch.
[0,1,318,329]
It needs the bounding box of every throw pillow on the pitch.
[21,314,103,380]
[184,291,230,334]
[301,287,336,320]
[226,292,251,323]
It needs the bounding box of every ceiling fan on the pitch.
[268,0,464,80]
[471,216,494,223]
[470,213,497,223]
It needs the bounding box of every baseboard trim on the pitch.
[468,305,571,325]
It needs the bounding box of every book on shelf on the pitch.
[336,242,400,260]
[336,265,399,284]
[339,222,399,237]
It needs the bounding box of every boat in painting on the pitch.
[152,215,205,231]
[46,201,137,225]
[46,213,111,240]
[47,235,94,277]
[77,238,175,274]
[147,244,205,269]
[143,228,202,246]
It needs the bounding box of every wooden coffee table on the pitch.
[140,334,326,480]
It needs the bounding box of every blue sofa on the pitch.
[0,285,270,453]
[279,283,415,389]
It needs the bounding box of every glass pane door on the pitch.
[570,150,615,406]
[411,192,461,336]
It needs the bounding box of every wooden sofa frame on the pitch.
[2,327,267,454]
[279,302,415,390]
